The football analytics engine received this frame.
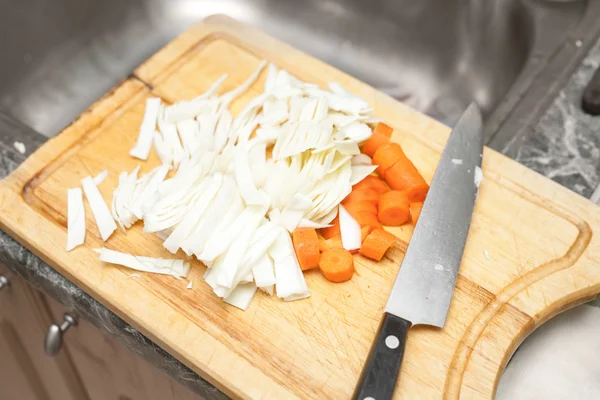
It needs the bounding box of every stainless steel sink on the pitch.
[0,0,599,147]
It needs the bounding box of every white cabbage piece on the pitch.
[350,165,378,185]
[183,180,242,256]
[81,176,117,241]
[252,254,276,290]
[339,204,361,251]
[162,174,223,254]
[130,97,161,160]
[351,154,372,166]
[224,282,258,311]
[268,231,310,301]
[279,194,312,232]
[177,119,200,155]
[66,187,85,251]
[111,165,169,230]
[98,248,189,278]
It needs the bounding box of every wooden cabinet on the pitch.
[0,265,88,400]
[45,299,201,400]
[0,264,201,400]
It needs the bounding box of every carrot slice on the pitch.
[359,228,396,261]
[384,160,429,202]
[342,189,380,205]
[344,201,378,216]
[361,226,371,242]
[373,122,393,138]
[319,235,343,253]
[292,228,320,271]
[361,132,389,158]
[319,248,354,283]
[410,202,423,224]
[352,211,382,232]
[319,216,341,239]
[378,190,410,226]
[352,175,389,194]
[373,143,406,176]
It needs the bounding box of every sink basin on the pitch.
[0,0,595,142]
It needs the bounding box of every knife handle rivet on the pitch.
[385,335,400,349]
[363,397,376,400]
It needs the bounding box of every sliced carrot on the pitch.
[373,122,393,138]
[319,216,341,239]
[407,184,429,203]
[319,248,354,283]
[342,189,380,205]
[319,235,343,253]
[292,228,320,271]
[344,201,378,216]
[361,226,371,242]
[352,175,389,194]
[373,143,406,176]
[410,202,423,224]
[359,228,396,261]
[378,190,410,226]
[352,211,382,232]
[361,132,389,158]
[384,160,429,202]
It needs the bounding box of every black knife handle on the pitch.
[352,313,411,400]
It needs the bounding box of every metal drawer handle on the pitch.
[0,275,9,291]
[44,313,77,356]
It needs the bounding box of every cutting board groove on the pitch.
[1,16,600,399]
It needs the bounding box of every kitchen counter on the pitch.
[516,34,600,199]
[1,36,600,399]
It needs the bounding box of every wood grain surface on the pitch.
[1,16,599,399]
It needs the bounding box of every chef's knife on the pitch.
[353,103,484,400]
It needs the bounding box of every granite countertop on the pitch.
[1,37,600,399]
[515,34,600,200]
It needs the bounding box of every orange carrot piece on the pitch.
[378,190,410,226]
[319,235,343,253]
[320,216,341,239]
[342,189,380,205]
[319,248,354,283]
[361,226,371,242]
[292,228,320,271]
[352,175,389,194]
[359,228,396,261]
[361,132,389,158]
[384,160,429,202]
[373,122,393,138]
[352,211,382,232]
[410,202,423,224]
[344,201,378,216]
[373,143,406,176]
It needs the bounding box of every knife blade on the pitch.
[353,103,484,400]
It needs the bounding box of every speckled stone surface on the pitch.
[0,111,227,400]
[516,36,600,199]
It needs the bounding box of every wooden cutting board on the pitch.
[1,16,600,399]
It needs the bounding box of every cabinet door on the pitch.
[0,319,47,400]
[0,266,89,400]
[45,297,201,400]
